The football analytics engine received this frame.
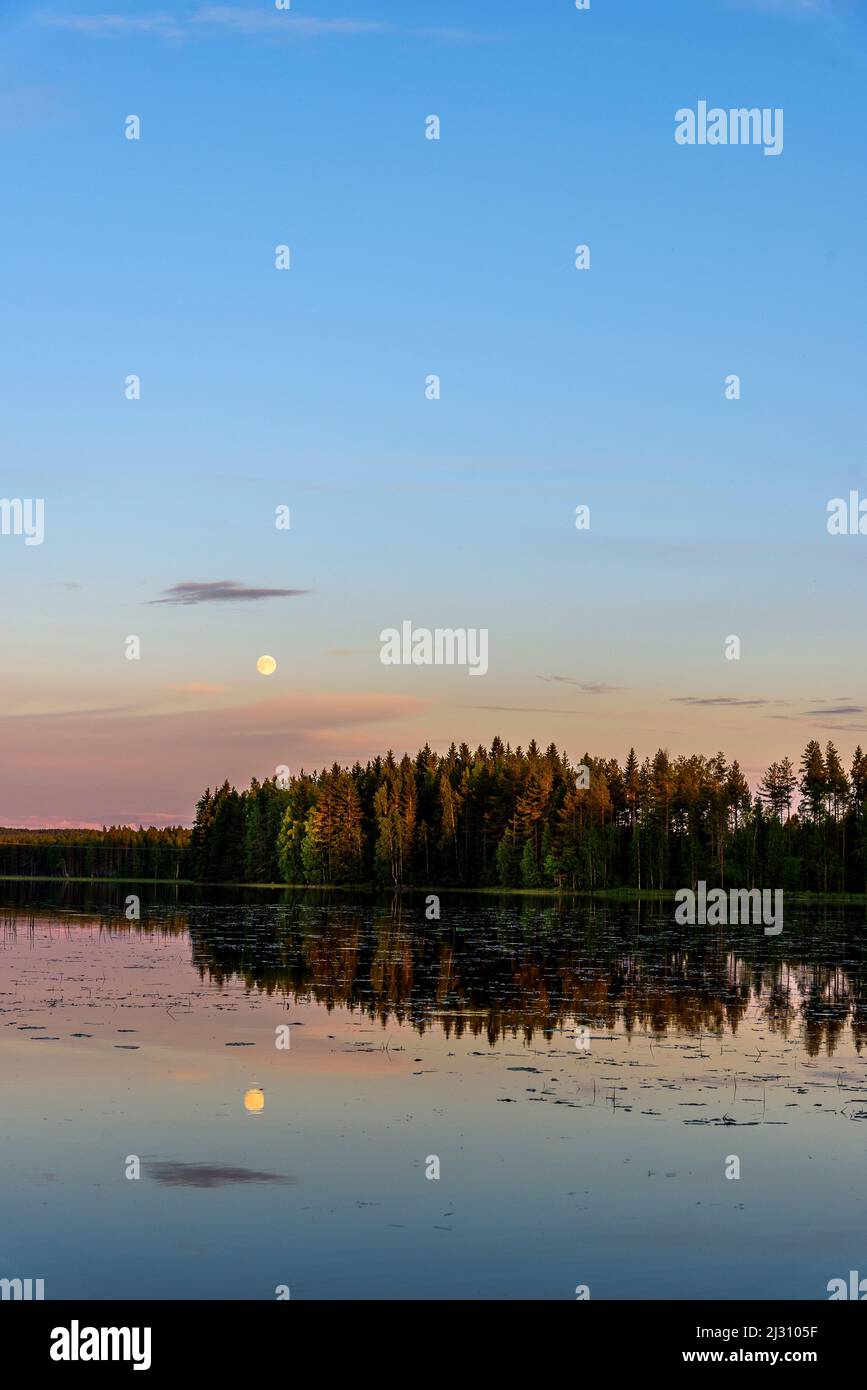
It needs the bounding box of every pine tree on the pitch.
[825,742,847,822]
[624,747,640,827]
[850,746,867,809]
[799,741,827,823]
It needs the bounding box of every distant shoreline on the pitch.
[2,875,867,905]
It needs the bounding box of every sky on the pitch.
[1,0,867,826]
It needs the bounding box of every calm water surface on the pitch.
[2,885,866,1300]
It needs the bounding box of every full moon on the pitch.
[256,655,277,676]
[244,1086,265,1114]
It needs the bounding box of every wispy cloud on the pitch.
[167,681,228,694]
[192,7,393,37]
[671,696,781,708]
[734,0,830,11]
[770,716,867,732]
[0,704,140,721]
[800,705,865,717]
[37,5,492,42]
[150,580,311,605]
[0,690,429,825]
[469,705,576,715]
[38,11,188,37]
[538,676,623,694]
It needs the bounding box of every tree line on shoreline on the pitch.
[0,825,189,879]
[4,738,867,892]
[187,737,867,894]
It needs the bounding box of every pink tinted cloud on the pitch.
[0,691,429,826]
[167,682,228,695]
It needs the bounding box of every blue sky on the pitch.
[1,0,866,824]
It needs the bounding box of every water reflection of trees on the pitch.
[188,902,867,1055]
[4,889,867,1055]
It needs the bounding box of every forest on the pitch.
[187,737,867,894]
[0,825,190,880]
[4,738,867,893]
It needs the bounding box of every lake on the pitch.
[2,884,866,1300]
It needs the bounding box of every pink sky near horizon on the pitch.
[2,672,862,828]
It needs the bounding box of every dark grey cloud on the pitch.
[537,676,623,694]
[469,705,576,715]
[800,706,865,717]
[150,580,311,605]
[145,1161,296,1188]
[672,697,778,708]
